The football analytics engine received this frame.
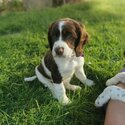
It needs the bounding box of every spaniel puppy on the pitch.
[24,18,94,105]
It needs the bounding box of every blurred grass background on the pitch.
[0,0,125,124]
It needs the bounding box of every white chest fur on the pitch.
[54,56,84,80]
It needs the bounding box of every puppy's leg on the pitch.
[64,78,81,91]
[35,67,53,88]
[53,83,71,105]
[36,67,70,105]
[75,67,94,86]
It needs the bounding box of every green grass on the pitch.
[0,0,125,124]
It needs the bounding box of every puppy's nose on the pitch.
[55,47,64,56]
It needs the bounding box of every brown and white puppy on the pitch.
[24,18,94,105]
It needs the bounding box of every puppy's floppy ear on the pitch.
[75,23,89,57]
[48,22,56,51]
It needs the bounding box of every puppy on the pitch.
[24,18,94,105]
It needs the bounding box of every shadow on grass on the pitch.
[0,24,23,35]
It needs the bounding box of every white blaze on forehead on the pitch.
[58,21,65,41]
[52,21,73,58]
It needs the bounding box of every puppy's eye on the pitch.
[55,30,60,37]
[63,30,72,39]
[53,29,60,39]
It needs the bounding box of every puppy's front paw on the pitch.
[72,85,82,91]
[67,84,82,91]
[85,79,95,86]
[59,96,71,105]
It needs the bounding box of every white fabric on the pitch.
[95,86,125,107]
[106,72,125,86]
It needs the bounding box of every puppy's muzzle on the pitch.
[55,47,64,56]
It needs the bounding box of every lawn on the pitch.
[0,0,125,124]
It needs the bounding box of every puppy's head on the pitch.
[48,18,88,58]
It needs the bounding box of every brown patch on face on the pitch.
[71,20,88,57]
[48,21,59,50]
[65,40,75,50]
[75,25,88,57]
[59,18,88,56]
[60,21,78,50]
